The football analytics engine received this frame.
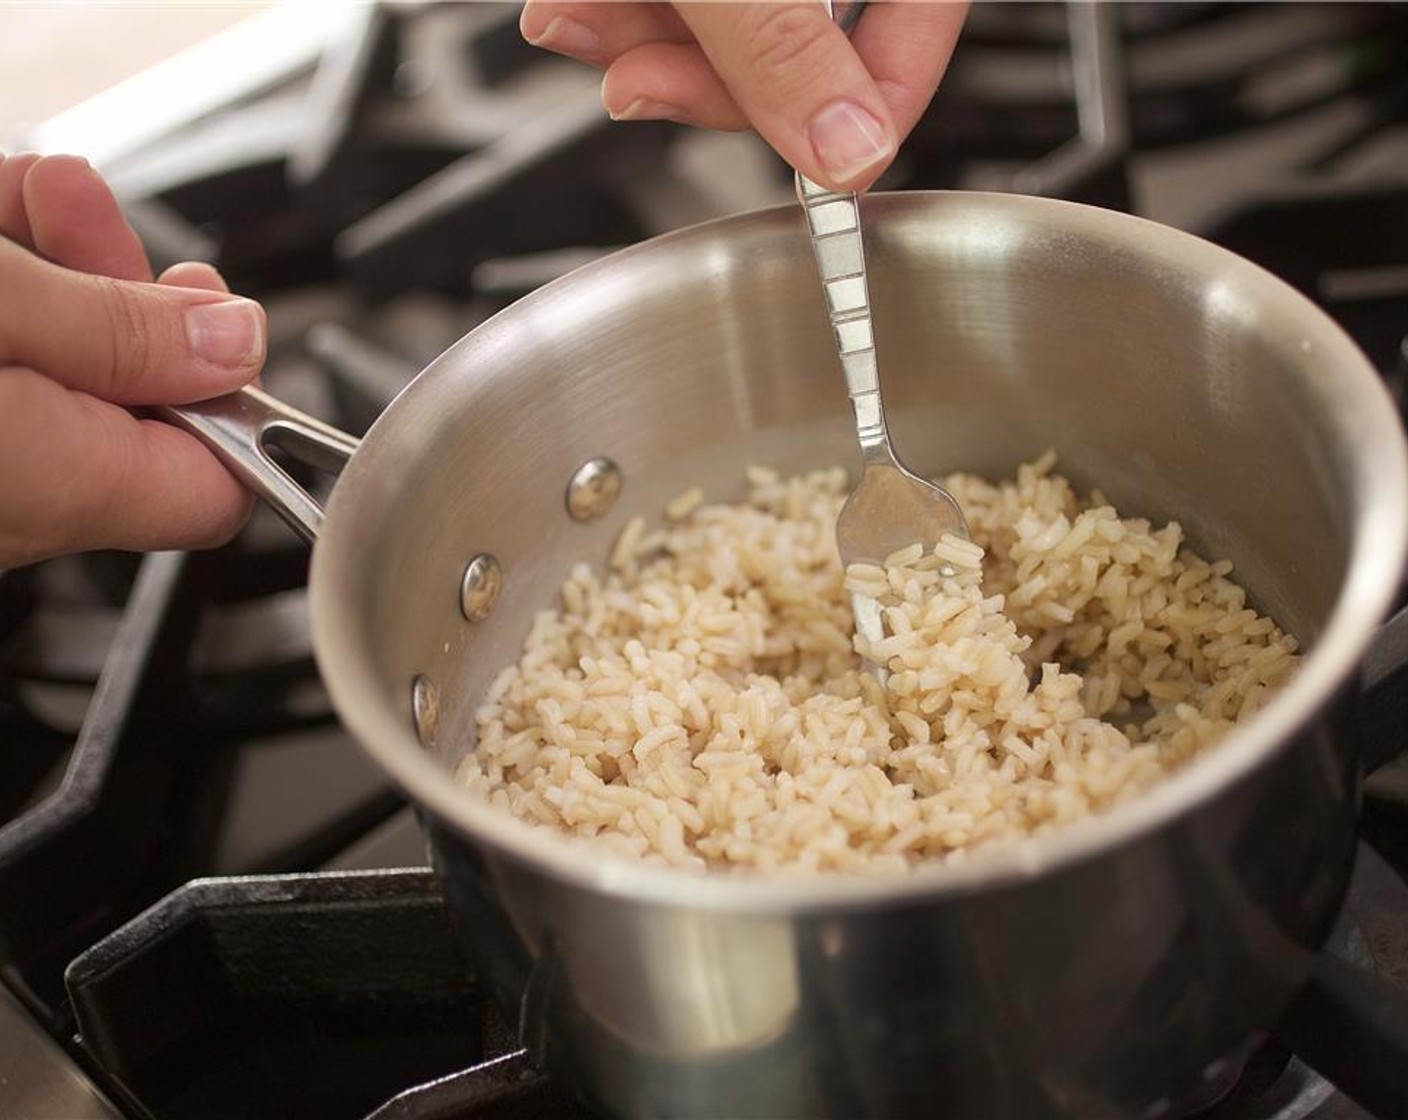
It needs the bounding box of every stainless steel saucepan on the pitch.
[166,191,1408,1119]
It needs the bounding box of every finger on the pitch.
[520,1,691,67]
[603,42,749,129]
[158,260,230,293]
[0,364,252,568]
[675,2,897,190]
[851,2,968,140]
[0,236,265,405]
[158,260,263,389]
[0,151,42,247]
[22,155,153,282]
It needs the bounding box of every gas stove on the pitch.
[3,3,1408,1118]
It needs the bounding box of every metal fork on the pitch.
[794,2,971,679]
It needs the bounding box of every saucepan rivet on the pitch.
[566,456,622,521]
[460,553,503,622]
[412,674,440,747]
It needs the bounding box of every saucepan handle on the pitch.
[157,386,360,543]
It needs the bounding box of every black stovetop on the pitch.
[3,4,1408,1118]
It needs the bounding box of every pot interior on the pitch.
[312,191,1405,867]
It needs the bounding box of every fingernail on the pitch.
[186,299,263,370]
[808,99,894,185]
[610,98,685,123]
[528,16,600,56]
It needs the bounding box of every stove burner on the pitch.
[54,847,1408,1120]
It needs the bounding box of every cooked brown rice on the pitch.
[456,454,1299,874]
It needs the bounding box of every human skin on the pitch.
[0,152,265,568]
[519,1,969,190]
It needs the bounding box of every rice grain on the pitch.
[457,457,1299,874]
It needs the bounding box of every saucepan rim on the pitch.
[310,191,1408,912]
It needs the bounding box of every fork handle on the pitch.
[796,172,891,464]
[795,0,890,465]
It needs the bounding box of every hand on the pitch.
[0,152,266,569]
[519,1,968,191]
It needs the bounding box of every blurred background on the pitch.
[0,5,266,141]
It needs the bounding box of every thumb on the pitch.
[675,2,897,190]
[0,236,265,405]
